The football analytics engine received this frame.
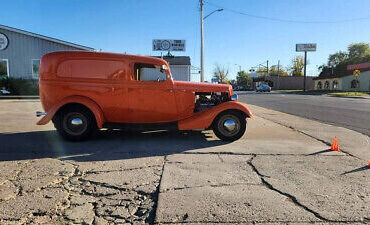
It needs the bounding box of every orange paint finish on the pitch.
[37,95,105,128]
[37,51,252,131]
[178,101,253,130]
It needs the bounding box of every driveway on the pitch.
[0,100,368,224]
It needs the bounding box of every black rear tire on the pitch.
[53,105,97,141]
[212,110,246,142]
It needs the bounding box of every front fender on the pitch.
[37,96,105,128]
[178,101,253,130]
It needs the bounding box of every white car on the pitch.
[0,89,11,95]
[256,84,271,92]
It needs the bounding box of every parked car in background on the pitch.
[36,51,253,142]
[0,89,10,95]
[234,86,249,91]
[256,84,271,92]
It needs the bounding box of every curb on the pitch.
[0,96,39,100]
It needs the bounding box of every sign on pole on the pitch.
[353,69,360,77]
[296,43,317,91]
[296,43,317,52]
[152,39,186,51]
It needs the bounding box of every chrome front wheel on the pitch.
[212,111,246,142]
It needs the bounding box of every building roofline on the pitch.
[0,24,94,51]
[347,61,370,71]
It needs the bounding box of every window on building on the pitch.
[32,59,40,78]
[332,80,339,89]
[317,81,322,90]
[324,81,330,89]
[0,59,9,78]
[351,79,359,88]
[133,63,166,81]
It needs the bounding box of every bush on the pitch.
[0,76,39,95]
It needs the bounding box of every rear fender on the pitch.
[178,101,253,130]
[37,96,105,128]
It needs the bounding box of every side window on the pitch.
[134,63,166,81]
[32,59,40,79]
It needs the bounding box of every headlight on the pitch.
[231,93,238,101]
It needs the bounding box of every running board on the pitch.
[103,122,178,131]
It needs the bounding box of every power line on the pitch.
[205,1,370,24]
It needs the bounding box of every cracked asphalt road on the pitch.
[0,100,369,224]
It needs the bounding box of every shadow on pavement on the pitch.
[341,166,369,175]
[0,130,227,162]
[307,149,332,155]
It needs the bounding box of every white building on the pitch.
[155,56,191,81]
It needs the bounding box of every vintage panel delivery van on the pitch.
[36,51,253,141]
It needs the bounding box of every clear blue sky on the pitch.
[1,0,370,81]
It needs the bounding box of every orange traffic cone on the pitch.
[367,161,370,168]
[330,136,339,151]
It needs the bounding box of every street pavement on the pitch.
[0,100,369,224]
[238,92,370,136]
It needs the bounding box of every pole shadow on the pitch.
[307,149,333,155]
[341,166,369,175]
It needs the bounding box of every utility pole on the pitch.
[266,60,269,76]
[200,0,204,82]
[303,51,307,91]
[277,60,280,90]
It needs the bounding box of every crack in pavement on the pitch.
[0,158,164,224]
[247,154,335,223]
[155,220,368,224]
[152,155,168,224]
[182,151,349,157]
[161,182,263,193]
[83,164,163,175]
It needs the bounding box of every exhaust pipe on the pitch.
[36,111,47,117]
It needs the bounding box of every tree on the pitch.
[212,64,229,84]
[318,42,370,77]
[328,51,348,67]
[269,65,288,76]
[229,79,236,86]
[348,43,370,59]
[236,70,252,87]
[256,67,267,77]
[289,56,305,76]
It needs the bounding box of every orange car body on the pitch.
[37,51,252,131]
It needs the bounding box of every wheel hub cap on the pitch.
[71,118,83,126]
[223,119,236,132]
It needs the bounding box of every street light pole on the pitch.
[303,51,307,91]
[200,1,223,82]
[200,0,204,82]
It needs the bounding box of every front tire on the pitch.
[212,111,246,142]
[53,105,97,141]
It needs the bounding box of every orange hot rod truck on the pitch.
[36,51,253,141]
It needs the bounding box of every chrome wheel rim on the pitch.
[217,114,241,137]
[223,119,236,132]
[63,112,87,136]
